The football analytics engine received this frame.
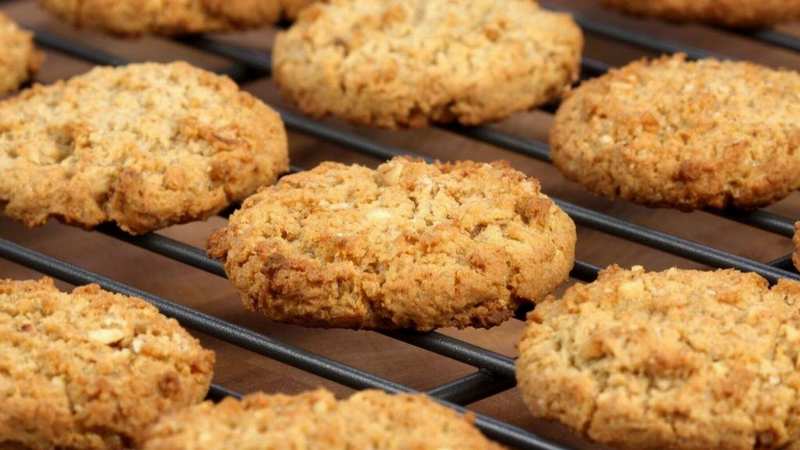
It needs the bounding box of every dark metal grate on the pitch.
[2,2,799,449]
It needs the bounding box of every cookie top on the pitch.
[142,389,504,450]
[602,0,800,28]
[208,157,576,330]
[0,278,215,450]
[273,0,582,128]
[0,62,288,234]
[0,13,41,95]
[551,54,800,211]
[40,0,317,36]
[517,265,800,450]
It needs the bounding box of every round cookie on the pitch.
[0,62,288,234]
[39,0,317,36]
[517,265,800,450]
[602,0,800,28]
[551,54,800,211]
[208,157,576,330]
[0,278,215,450]
[0,13,42,95]
[273,0,583,129]
[142,389,504,450]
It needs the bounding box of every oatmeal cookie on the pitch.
[0,62,288,234]
[208,157,576,330]
[0,12,41,95]
[273,0,582,128]
[551,54,800,211]
[142,389,504,449]
[603,0,800,28]
[39,0,317,36]
[517,265,800,450]
[0,278,215,450]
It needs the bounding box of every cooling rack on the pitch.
[1,0,800,448]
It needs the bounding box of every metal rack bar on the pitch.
[208,384,243,402]
[734,29,800,53]
[427,370,516,406]
[768,254,795,271]
[571,15,724,60]
[712,210,795,237]
[556,201,798,283]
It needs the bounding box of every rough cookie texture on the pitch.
[208,157,576,330]
[517,265,800,450]
[0,62,288,234]
[0,13,42,95]
[39,0,316,36]
[551,54,800,211]
[602,0,800,28]
[0,278,215,450]
[142,389,504,450]
[273,0,583,128]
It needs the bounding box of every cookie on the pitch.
[0,13,42,95]
[551,54,800,211]
[517,265,800,450]
[0,278,215,450]
[273,0,583,128]
[208,157,576,330]
[0,62,288,234]
[142,389,504,450]
[39,0,316,36]
[602,0,800,28]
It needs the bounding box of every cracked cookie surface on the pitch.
[0,12,41,95]
[551,54,800,211]
[273,0,583,128]
[40,0,316,36]
[142,389,504,450]
[208,157,576,330]
[517,265,800,450]
[0,278,215,450]
[0,62,288,234]
[602,0,800,27]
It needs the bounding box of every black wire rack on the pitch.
[2,1,800,449]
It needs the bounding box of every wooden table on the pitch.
[1,1,798,448]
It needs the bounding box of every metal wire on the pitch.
[2,3,799,449]
[733,29,800,53]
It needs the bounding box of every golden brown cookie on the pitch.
[551,54,800,211]
[273,0,583,129]
[0,278,215,450]
[517,265,800,450]
[0,13,42,95]
[142,389,504,450]
[208,157,576,330]
[0,62,288,234]
[602,0,800,28]
[39,0,316,36]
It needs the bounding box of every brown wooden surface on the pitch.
[1,1,799,448]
